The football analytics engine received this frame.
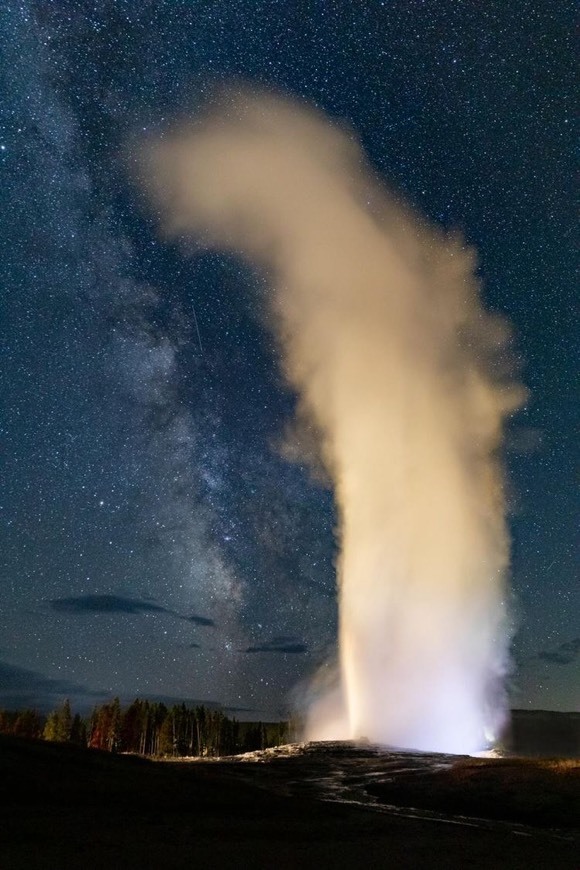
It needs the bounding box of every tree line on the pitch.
[0,699,291,757]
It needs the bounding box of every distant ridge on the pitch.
[507,709,580,758]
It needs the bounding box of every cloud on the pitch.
[0,661,224,713]
[47,595,215,626]
[537,638,580,666]
[132,693,222,710]
[185,614,215,627]
[48,594,170,615]
[0,660,101,711]
[224,705,259,714]
[245,636,307,654]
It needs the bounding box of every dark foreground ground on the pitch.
[1,736,578,869]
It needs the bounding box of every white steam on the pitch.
[140,89,523,752]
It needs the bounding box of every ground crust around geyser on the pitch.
[2,736,579,869]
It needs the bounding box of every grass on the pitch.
[366,755,580,828]
[1,735,578,869]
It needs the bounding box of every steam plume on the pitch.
[140,89,523,752]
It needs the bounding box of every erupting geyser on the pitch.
[140,89,524,753]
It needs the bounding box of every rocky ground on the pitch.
[1,736,578,869]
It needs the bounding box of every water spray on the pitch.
[140,89,523,753]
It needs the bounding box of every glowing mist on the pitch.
[140,90,524,753]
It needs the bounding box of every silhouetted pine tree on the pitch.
[70,713,86,746]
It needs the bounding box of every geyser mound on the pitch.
[140,88,524,753]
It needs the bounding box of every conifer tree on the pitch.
[57,699,73,742]
[43,710,59,742]
[107,697,121,752]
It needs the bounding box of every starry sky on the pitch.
[0,1,577,718]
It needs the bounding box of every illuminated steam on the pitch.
[140,89,523,753]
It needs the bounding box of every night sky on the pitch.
[1,1,577,719]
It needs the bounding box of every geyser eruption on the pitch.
[140,89,523,753]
